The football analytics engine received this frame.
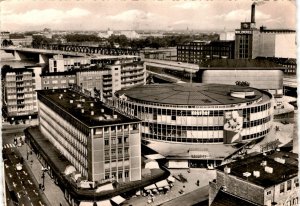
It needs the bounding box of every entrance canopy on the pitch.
[155,180,169,188]
[144,184,157,190]
[145,154,165,160]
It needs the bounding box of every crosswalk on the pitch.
[3,143,16,149]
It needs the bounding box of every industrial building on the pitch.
[2,67,38,121]
[209,151,299,206]
[110,83,274,168]
[177,40,235,63]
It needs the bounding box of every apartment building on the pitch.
[2,67,37,121]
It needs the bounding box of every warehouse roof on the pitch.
[116,83,268,106]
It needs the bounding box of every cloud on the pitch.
[106,9,156,22]
[173,20,188,25]
[1,8,91,25]
[172,2,208,10]
[215,9,270,22]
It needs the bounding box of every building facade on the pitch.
[37,88,141,183]
[113,83,274,145]
[44,56,145,99]
[209,152,299,206]
[177,40,235,63]
[2,67,37,120]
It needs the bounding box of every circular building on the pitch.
[113,83,274,167]
[114,83,274,144]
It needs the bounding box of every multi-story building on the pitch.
[111,83,274,168]
[177,40,235,63]
[235,4,296,60]
[35,88,141,183]
[2,67,37,121]
[40,71,76,89]
[209,151,299,206]
[44,55,145,99]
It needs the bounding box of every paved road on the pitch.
[3,147,48,206]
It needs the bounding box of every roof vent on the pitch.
[91,111,94,116]
[265,166,273,174]
[72,94,75,97]
[261,160,267,166]
[101,109,104,113]
[82,99,85,102]
[90,103,94,107]
[113,114,118,119]
[253,171,260,178]
[98,116,104,121]
[106,115,111,120]
[224,166,231,174]
[64,89,67,93]
[70,100,73,104]
[274,157,285,164]
[81,109,84,114]
[77,104,81,108]
[243,172,251,177]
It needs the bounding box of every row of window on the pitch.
[280,178,298,193]
[242,128,270,140]
[142,133,224,143]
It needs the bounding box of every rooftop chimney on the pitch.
[251,3,256,23]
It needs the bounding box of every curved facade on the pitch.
[113,83,274,144]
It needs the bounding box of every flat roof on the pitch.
[116,83,266,106]
[216,152,298,188]
[37,89,140,127]
[199,59,284,70]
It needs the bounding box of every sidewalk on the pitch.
[18,144,70,206]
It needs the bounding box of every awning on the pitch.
[155,180,169,188]
[79,201,94,206]
[167,176,176,183]
[145,154,165,160]
[96,200,112,206]
[144,184,157,190]
[111,195,126,205]
[95,183,114,193]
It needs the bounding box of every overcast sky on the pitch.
[0,0,296,32]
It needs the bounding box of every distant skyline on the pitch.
[0,0,296,32]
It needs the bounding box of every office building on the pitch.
[209,151,299,206]
[110,83,274,168]
[2,67,38,121]
[35,87,141,183]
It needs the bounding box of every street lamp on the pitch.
[41,167,48,191]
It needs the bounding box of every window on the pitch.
[295,178,299,187]
[125,171,129,178]
[124,136,129,143]
[111,149,116,156]
[280,183,285,193]
[104,139,109,145]
[171,115,176,121]
[118,137,122,144]
[105,173,110,179]
[124,148,129,155]
[267,191,271,195]
[287,180,292,191]
[112,138,116,145]
[118,172,122,179]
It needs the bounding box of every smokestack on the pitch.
[251,3,256,23]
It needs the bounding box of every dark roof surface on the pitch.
[199,59,284,69]
[211,190,260,206]
[37,89,140,127]
[116,83,266,106]
[216,152,298,188]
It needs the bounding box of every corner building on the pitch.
[37,88,141,182]
[113,83,274,144]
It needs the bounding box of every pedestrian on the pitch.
[196,180,200,186]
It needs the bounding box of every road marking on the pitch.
[28,180,32,185]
